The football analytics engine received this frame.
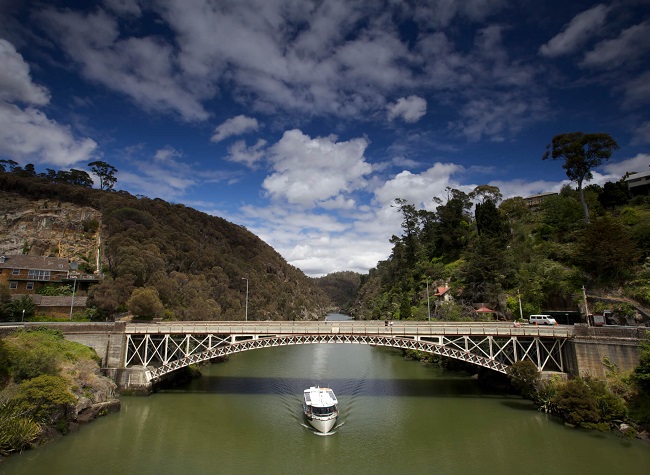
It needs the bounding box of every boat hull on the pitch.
[305,414,338,433]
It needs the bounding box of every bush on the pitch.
[507,360,540,400]
[14,375,76,424]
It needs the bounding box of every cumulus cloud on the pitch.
[373,163,465,208]
[602,154,650,178]
[0,39,97,166]
[0,39,50,105]
[263,129,372,207]
[211,115,260,143]
[0,102,97,166]
[539,4,609,57]
[387,96,427,123]
[226,139,267,168]
[581,22,650,69]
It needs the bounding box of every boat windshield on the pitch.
[312,405,336,416]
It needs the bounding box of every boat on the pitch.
[303,386,339,433]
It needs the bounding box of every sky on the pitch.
[1,0,649,277]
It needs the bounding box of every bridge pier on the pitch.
[104,367,153,394]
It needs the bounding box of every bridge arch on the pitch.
[131,332,568,382]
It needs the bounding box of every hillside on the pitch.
[0,173,333,321]
[349,185,650,325]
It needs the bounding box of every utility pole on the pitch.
[426,278,431,321]
[69,277,77,321]
[242,277,248,322]
[582,285,590,326]
[517,289,523,320]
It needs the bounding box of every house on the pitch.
[434,285,453,303]
[524,191,558,210]
[0,254,100,296]
[624,170,650,196]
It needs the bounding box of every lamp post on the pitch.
[69,277,77,321]
[517,288,523,320]
[242,277,248,322]
[426,278,431,321]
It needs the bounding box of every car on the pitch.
[528,314,557,325]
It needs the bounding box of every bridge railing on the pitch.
[124,321,573,338]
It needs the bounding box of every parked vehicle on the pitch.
[528,314,557,325]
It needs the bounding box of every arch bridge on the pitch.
[123,321,573,382]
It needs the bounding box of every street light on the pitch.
[69,276,77,321]
[242,277,248,322]
[426,278,431,321]
[517,288,523,320]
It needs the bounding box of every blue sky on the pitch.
[1,0,649,276]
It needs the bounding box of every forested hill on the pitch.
[349,185,650,324]
[0,172,333,321]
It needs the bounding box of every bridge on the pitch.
[3,320,644,392]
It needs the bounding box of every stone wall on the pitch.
[564,324,647,378]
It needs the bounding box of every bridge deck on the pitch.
[124,321,574,338]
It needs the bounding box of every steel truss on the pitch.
[124,332,568,382]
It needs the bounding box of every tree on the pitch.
[127,287,164,320]
[88,160,118,191]
[543,132,619,223]
[507,360,540,400]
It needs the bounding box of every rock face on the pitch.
[0,192,101,265]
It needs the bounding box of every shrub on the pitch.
[507,360,540,400]
[14,375,76,424]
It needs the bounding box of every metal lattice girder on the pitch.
[127,323,572,382]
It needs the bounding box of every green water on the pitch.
[1,315,649,474]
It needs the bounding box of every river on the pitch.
[1,313,649,475]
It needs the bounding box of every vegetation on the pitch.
[350,178,648,322]
[542,132,619,223]
[0,168,332,321]
[507,351,650,435]
[0,328,114,456]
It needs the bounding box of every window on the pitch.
[28,270,50,281]
[12,268,19,275]
[26,282,34,291]
[9,281,17,289]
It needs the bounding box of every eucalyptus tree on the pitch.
[88,160,118,191]
[543,132,619,223]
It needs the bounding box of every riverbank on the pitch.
[0,327,120,459]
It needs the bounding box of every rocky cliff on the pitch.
[0,191,101,270]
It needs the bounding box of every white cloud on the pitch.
[387,96,427,123]
[539,4,609,57]
[0,39,50,105]
[263,129,372,207]
[226,139,267,168]
[36,7,211,121]
[453,93,547,142]
[154,146,183,163]
[373,163,465,209]
[211,115,260,143]
[602,154,650,178]
[581,22,650,69]
[0,102,97,166]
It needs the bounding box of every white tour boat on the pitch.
[303,386,339,433]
